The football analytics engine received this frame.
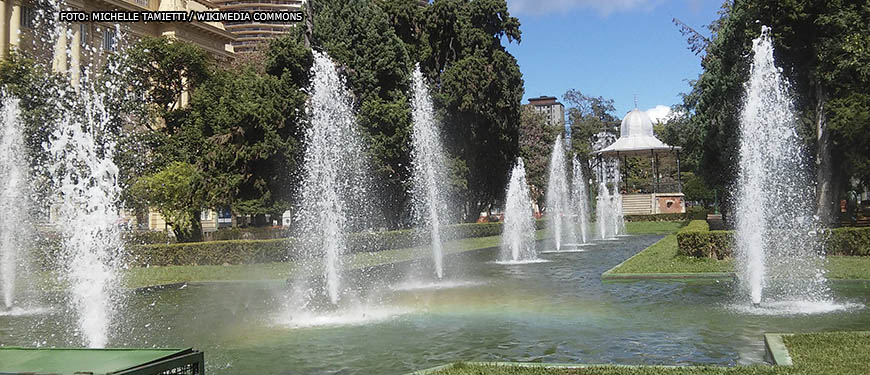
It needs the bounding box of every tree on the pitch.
[519,106,559,207]
[122,37,211,125]
[563,89,620,170]
[187,65,306,220]
[677,0,870,223]
[422,0,524,220]
[311,0,414,227]
[130,162,203,242]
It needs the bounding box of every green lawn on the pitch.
[420,331,870,375]
[624,221,686,235]
[605,234,735,275]
[605,234,870,280]
[122,232,549,289]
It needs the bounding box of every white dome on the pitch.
[592,108,679,156]
[620,109,655,138]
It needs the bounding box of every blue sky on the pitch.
[504,0,722,119]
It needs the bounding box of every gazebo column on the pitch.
[649,150,659,194]
[676,150,682,193]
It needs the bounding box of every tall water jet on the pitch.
[298,52,373,304]
[545,136,574,250]
[595,158,625,239]
[735,26,828,306]
[500,158,537,261]
[571,155,591,243]
[409,65,449,279]
[0,98,27,309]
[596,180,611,239]
[46,82,124,348]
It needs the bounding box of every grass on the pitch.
[822,256,870,280]
[421,332,870,375]
[606,233,870,280]
[122,232,545,289]
[623,221,686,235]
[606,234,734,275]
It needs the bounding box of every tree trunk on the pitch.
[815,87,837,226]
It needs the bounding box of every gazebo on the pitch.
[592,108,684,215]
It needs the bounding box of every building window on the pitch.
[103,29,117,52]
[133,0,149,7]
[21,6,36,29]
[80,24,88,47]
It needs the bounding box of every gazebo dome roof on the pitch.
[621,109,655,138]
[593,108,680,156]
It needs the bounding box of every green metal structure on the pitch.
[0,347,204,375]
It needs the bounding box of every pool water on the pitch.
[1,235,868,374]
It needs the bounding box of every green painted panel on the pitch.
[0,347,187,375]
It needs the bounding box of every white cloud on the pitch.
[508,0,660,16]
[645,105,673,123]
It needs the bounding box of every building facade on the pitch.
[213,0,304,53]
[3,0,240,234]
[1,0,235,81]
[527,96,565,129]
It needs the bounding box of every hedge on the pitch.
[676,220,734,259]
[623,207,708,222]
[676,220,870,258]
[127,220,547,267]
[825,227,870,256]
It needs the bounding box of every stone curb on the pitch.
[764,333,793,366]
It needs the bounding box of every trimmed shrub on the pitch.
[130,238,297,267]
[824,227,870,256]
[205,226,291,241]
[128,221,529,267]
[676,222,870,259]
[687,206,709,220]
[122,230,175,245]
[624,213,687,222]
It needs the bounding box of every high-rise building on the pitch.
[213,0,305,53]
[527,96,565,129]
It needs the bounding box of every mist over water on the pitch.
[735,26,830,307]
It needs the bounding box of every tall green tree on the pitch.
[563,89,619,170]
[311,0,414,227]
[678,0,870,223]
[422,0,524,220]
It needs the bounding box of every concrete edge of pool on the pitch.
[763,333,794,366]
[405,362,711,375]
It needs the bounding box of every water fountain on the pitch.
[571,155,591,244]
[595,158,625,239]
[734,26,830,307]
[500,158,537,262]
[409,65,449,279]
[46,79,125,348]
[545,136,574,250]
[296,51,374,305]
[596,180,611,239]
[0,98,27,310]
